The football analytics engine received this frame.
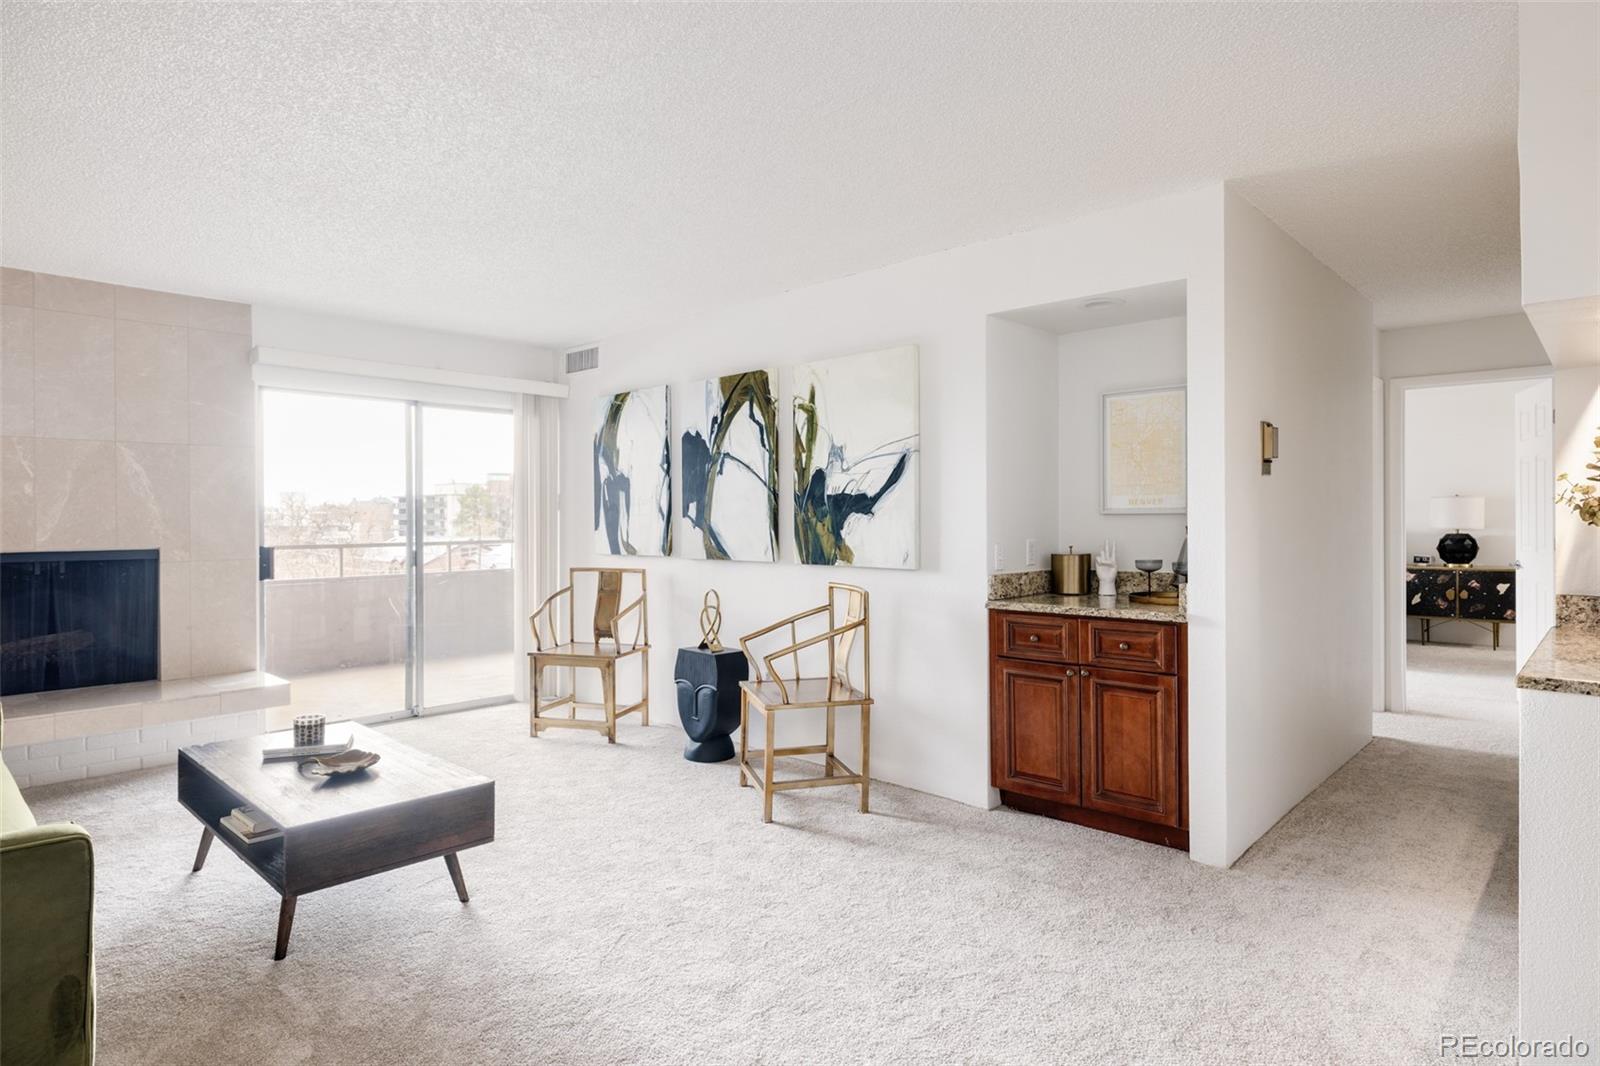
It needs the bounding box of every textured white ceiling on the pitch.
[1,2,1521,346]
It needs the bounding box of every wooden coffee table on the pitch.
[177,722,494,959]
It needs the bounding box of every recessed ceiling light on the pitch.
[1081,296,1127,310]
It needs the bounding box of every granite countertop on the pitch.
[987,593,1185,624]
[1517,624,1600,698]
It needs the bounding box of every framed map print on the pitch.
[1101,385,1186,514]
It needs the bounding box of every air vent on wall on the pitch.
[566,346,599,374]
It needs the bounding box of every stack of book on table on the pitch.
[220,805,281,844]
[260,735,354,762]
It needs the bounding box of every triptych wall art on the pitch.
[792,345,919,570]
[681,370,779,562]
[593,385,673,556]
[592,346,920,569]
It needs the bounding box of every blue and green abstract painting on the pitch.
[681,370,778,561]
[593,385,672,556]
[792,346,919,569]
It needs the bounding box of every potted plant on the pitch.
[1555,427,1600,528]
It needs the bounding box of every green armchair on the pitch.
[1,754,95,1066]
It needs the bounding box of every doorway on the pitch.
[259,389,517,725]
[1384,369,1554,718]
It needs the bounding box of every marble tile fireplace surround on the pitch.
[1,267,288,785]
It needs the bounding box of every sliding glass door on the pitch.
[260,389,515,726]
[262,391,411,724]
[417,404,516,711]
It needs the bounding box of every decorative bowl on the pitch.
[1134,559,1163,573]
[301,749,381,777]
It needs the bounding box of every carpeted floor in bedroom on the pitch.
[24,642,1518,1065]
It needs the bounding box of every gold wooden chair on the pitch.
[738,583,872,822]
[528,567,649,744]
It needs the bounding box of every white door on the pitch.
[1515,378,1556,668]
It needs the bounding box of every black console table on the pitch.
[1405,565,1516,649]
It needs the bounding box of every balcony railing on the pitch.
[262,547,515,677]
[264,540,513,581]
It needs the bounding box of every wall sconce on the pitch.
[1260,421,1279,475]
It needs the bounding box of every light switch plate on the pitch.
[1025,539,1038,566]
[993,544,1005,571]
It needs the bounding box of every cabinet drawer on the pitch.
[1080,620,1176,674]
[997,614,1076,662]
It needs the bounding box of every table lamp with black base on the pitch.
[1429,494,1485,566]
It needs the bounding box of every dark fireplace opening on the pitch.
[0,550,159,697]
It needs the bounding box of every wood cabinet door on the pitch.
[990,659,1079,803]
[1081,667,1179,827]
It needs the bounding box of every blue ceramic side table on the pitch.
[673,646,749,762]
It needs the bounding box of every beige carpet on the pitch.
[23,647,1516,1065]
[1392,641,1519,753]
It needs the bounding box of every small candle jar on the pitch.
[293,713,326,747]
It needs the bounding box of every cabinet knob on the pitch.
[1028,634,1040,643]
[1080,669,1089,677]
[1118,641,1131,651]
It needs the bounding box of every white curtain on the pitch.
[513,393,562,700]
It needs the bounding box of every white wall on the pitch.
[1220,190,1376,864]
[1555,367,1600,595]
[1402,381,1520,645]
[1520,369,1599,1053]
[1518,2,1600,311]
[1378,313,1549,380]
[1520,685,1600,1046]
[985,316,1059,574]
[1503,14,1596,1040]
[1518,1,1600,368]
[252,304,558,380]
[1057,315,1188,565]
[560,188,1230,861]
